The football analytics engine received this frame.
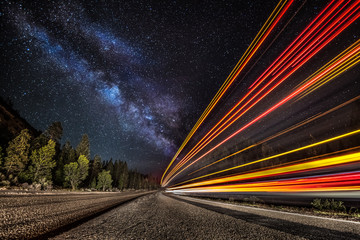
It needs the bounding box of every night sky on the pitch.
[2,0,354,176]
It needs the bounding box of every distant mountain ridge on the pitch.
[0,96,39,147]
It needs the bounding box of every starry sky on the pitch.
[2,0,352,176]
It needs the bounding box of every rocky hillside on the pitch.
[0,97,39,147]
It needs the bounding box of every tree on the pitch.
[4,129,31,177]
[60,142,72,162]
[44,122,63,142]
[31,134,48,152]
[76,134,90,160]
[118,161,128,190]
[54,141,76,186]
[112,160,122,187]
[0,146,3,167]
[128,171,135,189]
[97,170,112,191]
[64,155,89,190]
[105,159,114,176]
[77,155,89,182]
[29,139,56,182]
[68,148,77,163]
[89,154,102,186]
[64,162,78,190]
[90,178,97,189]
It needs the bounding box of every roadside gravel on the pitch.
[0,191,150,239]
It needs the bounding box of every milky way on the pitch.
[1,0,283,175]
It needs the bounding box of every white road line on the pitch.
[174,194,360,225]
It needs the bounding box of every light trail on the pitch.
[248,0,344,90]
[187,95,360,176]
[170,171,360,193]
[170,130,360,188]
[212,172,360,189]
[162,1,306,182]
[296,55,360,101]
[164,39,360,186]
[162,1,360,185]
[162,1,359,204]
[169,150,360,190]
[247,0,341,89]
[160,0,293,184]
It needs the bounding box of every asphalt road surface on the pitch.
[52,192,360,240]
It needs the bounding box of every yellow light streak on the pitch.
[170,129,360,188]
[170,150,360,190]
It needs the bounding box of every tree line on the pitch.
[0,122,159,191]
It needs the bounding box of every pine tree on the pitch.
[76,134,90,160]
[90,177,97,189]
[97,170,112,191]
[64,155,89,190]
[118,161,128,190]
[128,171,135,189]
[69,148,77,163]
[31,134,48,151]
[89,154,102,185]
[135,173,141,190]
[44,122,63,142]
[112,160,121,188]
[105,159,114,177]
[54,141,76,186]
[29,139,56,182]
[4,129,31,177]
[0,146,3,167]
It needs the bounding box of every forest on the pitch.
[0,121,159,191]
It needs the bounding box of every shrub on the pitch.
[311,198,346,213]
[244,196,263,204]
[323,199,331,209]
[330,199,346,212]
[349,207,359,215]
[0,180,10,187]
[311,198,323,210]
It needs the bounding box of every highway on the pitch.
[52,192,360,240]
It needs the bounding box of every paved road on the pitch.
[52,192,360,239]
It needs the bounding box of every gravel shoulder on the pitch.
[0,190,152,239]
